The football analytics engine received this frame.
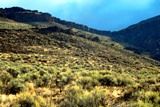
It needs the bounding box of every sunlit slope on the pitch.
[0,24,159,107]
[0,17,33,29]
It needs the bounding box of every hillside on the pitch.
[1,7,160,62]
[112,15,160,60]
[0,7,160,107]
[0,17,33,29]
[0,7,111,35]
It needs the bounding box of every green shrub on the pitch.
[36,74,51,87]
[116,76,134,86]
[5,79,25,94]
[53,71,73,91]
[98,74,133,86]
[20,67,30,74]
[60,86,106,107]
[136,91,160,107]
[0,71,13,93]
[7,68,20,78]
[137,100,155,107]
[30,73,39,80]
[11,93,47,107]
[78,77,99,89]
[98,75,117,86]
[0,70,12,84]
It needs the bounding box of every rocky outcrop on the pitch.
[0,7,53,22]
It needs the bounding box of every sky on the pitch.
[0,0,160,31]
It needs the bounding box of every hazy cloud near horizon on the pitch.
[0,0,160,31]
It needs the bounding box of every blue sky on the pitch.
[0,0,160,31]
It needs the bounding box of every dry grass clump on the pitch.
[135,91,160,107]
[10,92,47,107]
[60,85,107,107]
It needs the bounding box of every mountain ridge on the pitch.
[0,7,111,35]
[112,14,160,60]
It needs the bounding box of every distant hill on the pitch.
[112,15,160,60]
[0,7,111,35]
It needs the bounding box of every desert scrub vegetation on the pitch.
[0,21,33,29]
[4,79,25,95]
[0,56,159,106]
[60,85,106,107]
[133,91,160,107]
[77,76,99,90]
[94,70,135,87]
[0,26,160,106]
[98,73,134,86]
[0,92,47,107]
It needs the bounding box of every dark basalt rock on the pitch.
[0,7,53,22]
